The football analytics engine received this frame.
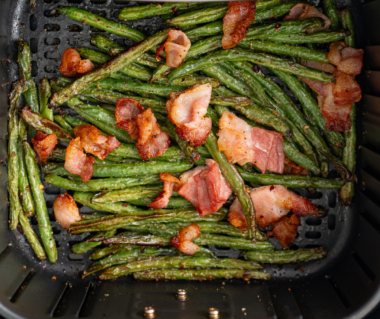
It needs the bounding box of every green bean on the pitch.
[17,142,35,216]
[133,268,271,281]
[8,82,26,230]
[54,115,74,135]
[245,30,350,44]
[21,106,73,143]
[168,5,227,27]
[58,7,145,42]
[341,9,355,48]
[71,230,117,254]
[19,213,46,260]
[24,142,57,263]
[45,174,160,192]
[323,0,340,30]
[129,197,194,209]
[210,96,252,107]
[244,247,326,264]
[38,78,53,121]
[169,48,335,82]
[237,167,344,188]
[50,29,169,107]
[63,115,88,128]
[90,244,141,260]
[205,131,256,240]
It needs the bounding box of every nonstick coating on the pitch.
[1,0,377,319]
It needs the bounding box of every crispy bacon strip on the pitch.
[170,223,201,255]
[228,197,247,231]
[136,108,170,160]
[148,173,182,209]
[327,41,364,75]
[218,111,284,174]
[74,124,120,160]
[268,214,300,249]
[80,156,95,183]
[31,131,58,163]
[321,83,352,132]
[178,159,232,216]
[53,193,81,230]
[166,84,212,147]
[115,98,144,140]
[160,30,191,68]
[283,4,331,32]
[333,70,362,106]
[64,137,86,175]
[59,48,95,78]
[300,59,336,74]
[222,1,257,49]
[283,157,309,176]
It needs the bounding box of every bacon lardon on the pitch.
[327,41,364,75]
[283,157,309,176]
[31,131,58,163]
[74,125,120,160]
[222,1,257,49]
[300,59,336,74]
[228,197,247,231]
[178,159,232,216]
[283,4,331,32]
[148,173,182,209]
[136,108,170,160]
[80,157,96,183]
[218,111,284,174]
[333,70,362,106]
[170,223,201,255]
[156,30,191,68]
[268,214,300,249]
[115,98,144,140]
[59,48,94,78]
[64,137,87,176]
[166,83,212,147]
[53,193,81,230]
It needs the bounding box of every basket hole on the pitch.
[30,38,38,54]
[113,0,132,3]
[52,226,61,235]
[68,0,83,3]
[45,186,61,195]
[31,61,38,77]
[44,24,60,32]
[214,246,232,251]
[44,0,60,3]
[29,15,37,32]
[305,231,321,239]
[305,217,322,226]
[68,253,83,261]
[44,37,60,46]
[44,51,61,60]
[328,214,336,230]
[48,213,56,222]
[46,200,55,208]
[31,216,38,226]
[67,24,83,32]
[45,65,59,74]
[328,192,337,208]
[306,191,323,200]
[55,240,61,248]
[329,169,338,179]
[91,0,108,3]
[44,9,60,18]
[305,244,320,249]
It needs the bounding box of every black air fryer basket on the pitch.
[0,0,378,318]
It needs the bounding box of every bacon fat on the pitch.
[160,30,191,68]
[148,173,182,209]
[53,193,81,230]
[115,98,144,140]
[31,131,58,163]
[268,214,300,249]
[170,223,201,255]
[59,48,94,78]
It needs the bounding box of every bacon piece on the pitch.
[74,124,120,160]
[300,59,336,74]
[268,214,300,249]
[155,43,165,62]
[166,84,212,147]
[31,131,58,163]
[170,223,201,255]
[115,98,144,140]
[148,173,182,209]
[283,4,331,32]
[80,156,95,183]
[333,70,362,106]
[76,59,95,74]
[178,160,232,216]
[136,108,170,160]
[162,30,191,68]
[299,77,328,97]
[218,111,284,174]
[327,41,364,75]
[250,185,318,228]
[228,197,247,231]
[321,83,352,132]
[59,48,95,77]
[64,137,87,175]
[283,157,309,176]
[59,48,81,77]
[53,193,81,230]
[222,1,257,49]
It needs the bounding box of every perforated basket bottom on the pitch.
[0,0,361,318]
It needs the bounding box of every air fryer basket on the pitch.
[0,0,378,318]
